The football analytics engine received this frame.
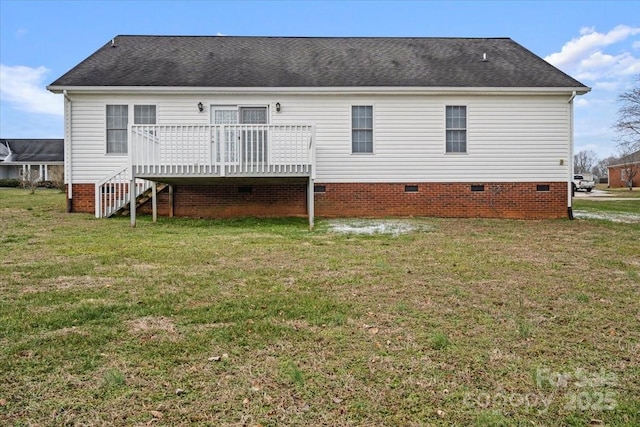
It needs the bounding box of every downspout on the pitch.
[63,90,73,213]
[567,91,576,220]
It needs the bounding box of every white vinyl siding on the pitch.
[68,93,571,184]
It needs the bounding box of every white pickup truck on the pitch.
[573,174,595,193]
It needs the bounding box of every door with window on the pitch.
[211,106,268,166]
[240,107,268,165]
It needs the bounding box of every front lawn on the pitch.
[1,189,638,426]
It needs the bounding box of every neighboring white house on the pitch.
[47,36,589,225]
[0,139,64,181]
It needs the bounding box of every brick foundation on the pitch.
[138,183,307,218]
[314,182,567,219]
[67,183,95,214]
[68,181,568,220]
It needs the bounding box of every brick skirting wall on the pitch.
[139,183,307,218]
[314,182,566,219]
[68,181,568,219]
[67,183,95,213]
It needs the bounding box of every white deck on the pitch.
[130,124,315,179]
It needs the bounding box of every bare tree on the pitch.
[616,146,639,190]
[19,168,40,194]
[614,76,640,189]
[593,156,616,183]
[48,165,65,192]
[614,75,640,151]
[573,149,598,174]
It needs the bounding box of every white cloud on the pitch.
[592,80,624,91]
[0,64,62,116]
[545,25,640,95]
[574,98,590,107]
[548,26,640,158]
[545,25,640,70]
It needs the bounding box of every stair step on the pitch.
[115,183,169,216]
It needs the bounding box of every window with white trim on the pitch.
[106,105,128,154]
[445,105,467,153]
[134,105,156,125]
[106,105,156,154]
[352,105,373,153]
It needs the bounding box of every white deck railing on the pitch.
[130,124,314,177]
[95,166,152,218]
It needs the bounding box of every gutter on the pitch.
[567,90,576,220]
[63,90,73,213]
[46,85,592,96]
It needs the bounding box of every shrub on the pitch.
[0,178,21,187]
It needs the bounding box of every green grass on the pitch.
[1,188,639,426]
[573,198,640,214]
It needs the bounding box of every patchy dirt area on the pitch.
[573,210,640,223]
[326,219,432,236]
[127,316,180,341]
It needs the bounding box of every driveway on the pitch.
[573,189,638,201]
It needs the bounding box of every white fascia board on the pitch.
[608,161,640,168]
[0,161,64,165]
[47,85,591,96]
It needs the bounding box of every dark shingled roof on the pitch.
[49,36,588,89]
[0,139,64,163]
[608,149,640,167]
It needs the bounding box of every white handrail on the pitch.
[95,167,152,218]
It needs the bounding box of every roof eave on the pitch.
[0,161,64,165]
[48,85,591,96]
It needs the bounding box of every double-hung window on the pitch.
[106,105,156,154]
[106,105,128,154]
[352,105,373,153]
[445,106,467,153]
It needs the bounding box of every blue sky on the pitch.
[1,0,639,159]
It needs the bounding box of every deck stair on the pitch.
[116,183,168,216]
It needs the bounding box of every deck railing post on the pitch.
[152,181,157,223]
[130,173,137,228]
[95,183,101,218]
[308,176,314,230]
[220,125,226,177]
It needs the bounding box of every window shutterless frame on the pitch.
[105,104,157,155]
[445,105,467,154]
[106,105,128,154]
[351,105,374,154]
